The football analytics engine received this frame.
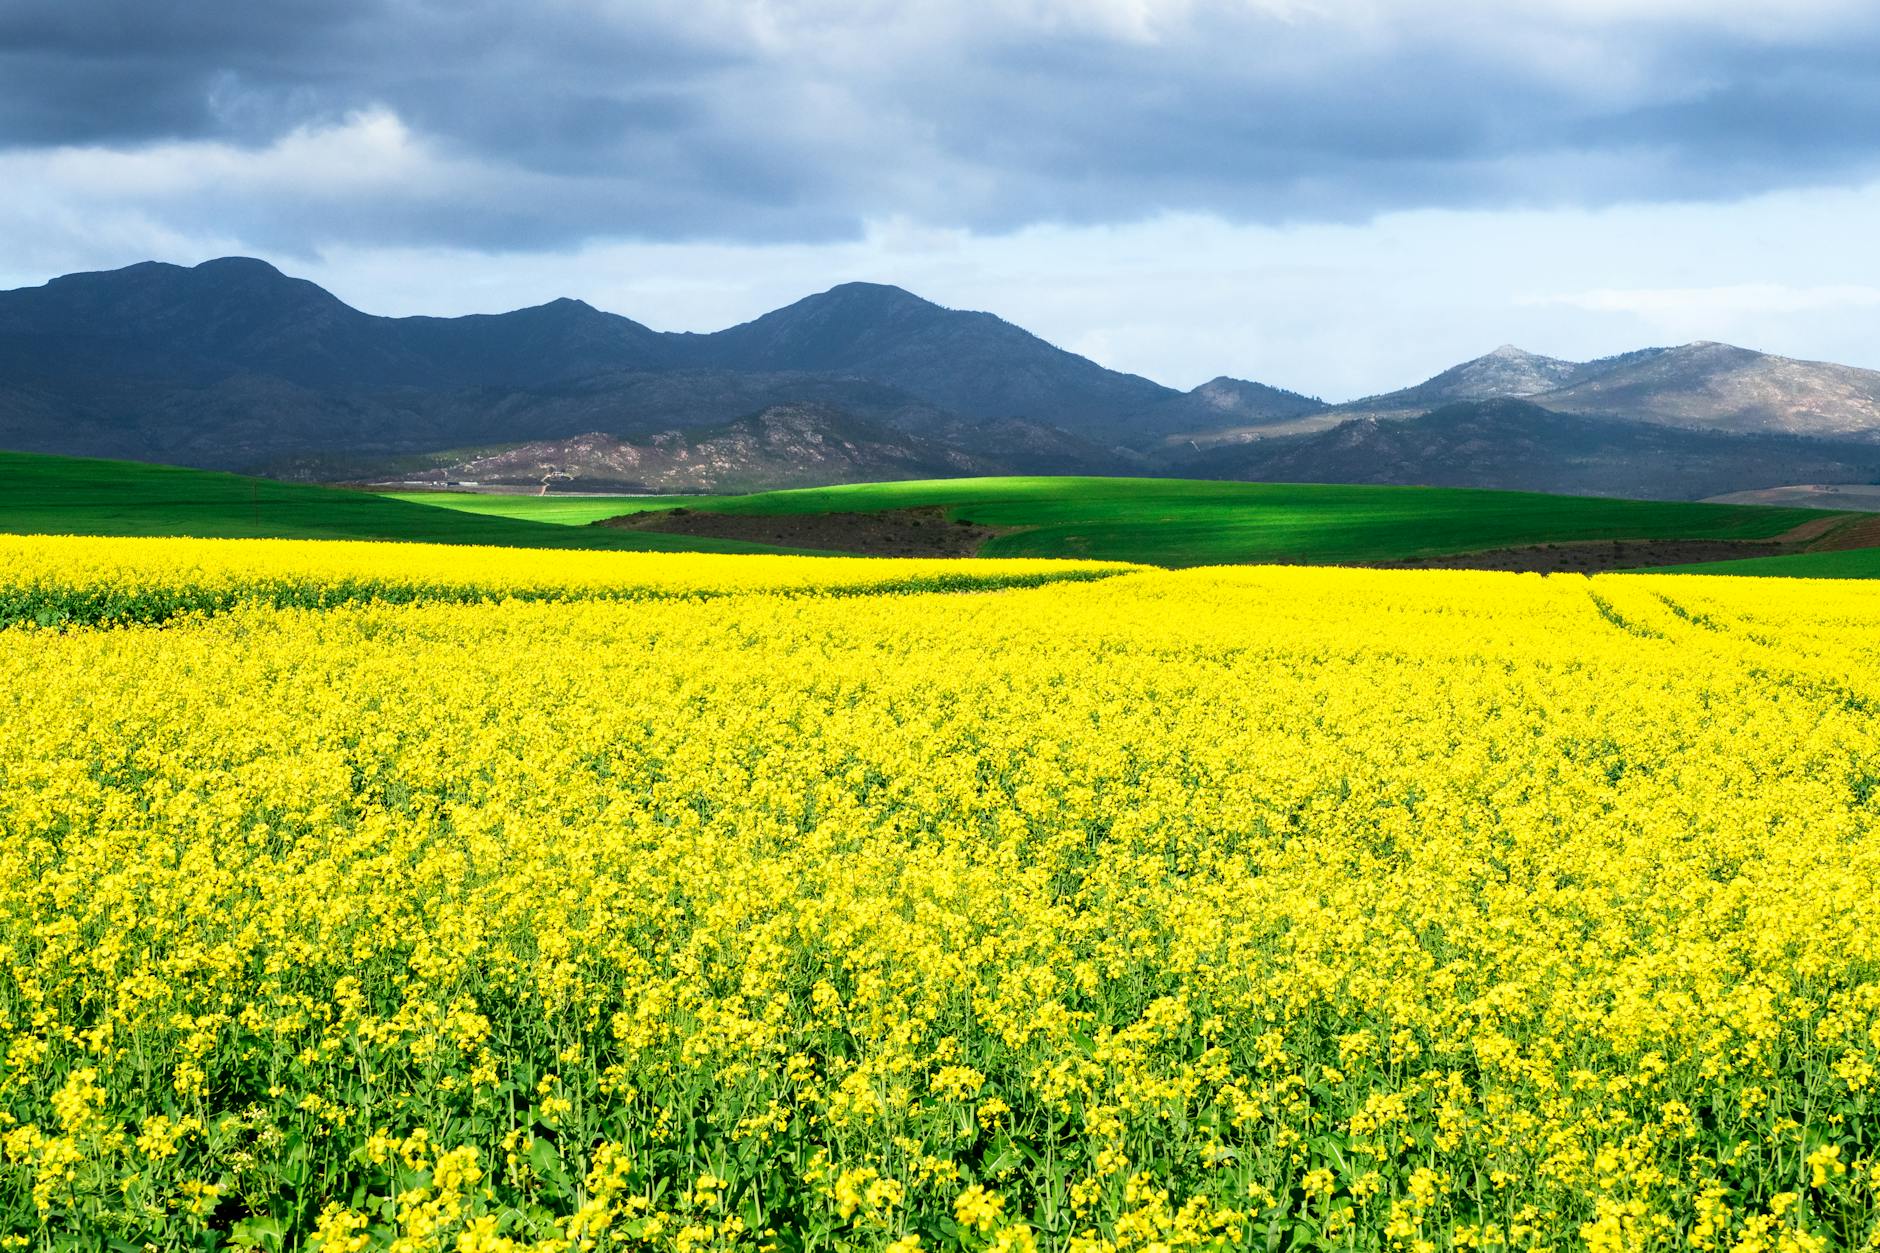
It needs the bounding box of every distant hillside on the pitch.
[1534,342,1880,437]
[1703,484,1880,512]
[0,450,796,553]
[1171,346,1673,443]
[1354,345,1594,411]
[378,405,1003,494]
[1175,341,1880,454]
[9,257,1880,502]
[0,260,1183,469]
[341,404,1145,493]
[1131,377,1328,442]
[1329,343,1880,437]
[671,282,1177,433]
[0,257,670,388]
[1188,399,1880,499]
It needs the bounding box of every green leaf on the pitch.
[227,1216,288,1251]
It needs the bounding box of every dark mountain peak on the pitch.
[192,256,286,278]
[2,256,1187,451]
[182,257,348,318]
[1143,375,1330,432]
[685,279,1175,428]
[746,281,950,332]
[0,254,358,373]
[697,283,957,366]
[30,254,325,306]
[1191,376,1325,406]
[38,258,183,290]
[737,281,955,341]
[814,281,937,308]
[488,294,634,330]
[1194,375,1272,397]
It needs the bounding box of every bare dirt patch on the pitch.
[1370,539,1797,574]
[599,506,1007,557]
[1808,512,1880,552]
[1372,513,1880,574]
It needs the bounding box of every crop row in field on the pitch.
[1,540,1878,1250]
[0,536,1129,628]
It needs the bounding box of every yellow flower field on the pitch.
[0,535,1130,626]
[1,537,1878,1251]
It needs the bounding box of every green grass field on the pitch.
[378,491,658,527]
[11,457,1867,572]
[0,453,804,554]
[390,477,1836,568]
[1655,548,1880,579]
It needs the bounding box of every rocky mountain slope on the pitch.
[1187,399,1880,500]
[1533,342,1880,437]
[335,404,1140,491]
[380,405,1002,494]
[1354,345,1595,410]
[1176,342,1880,448]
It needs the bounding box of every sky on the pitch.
[3,0,1880,400]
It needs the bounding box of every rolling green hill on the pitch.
[390,477,1835,568]
[1654,549,1880,579]
[11,458,1860,572]
[379,491,657,528]
[0,453,802,554]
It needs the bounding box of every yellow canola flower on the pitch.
[0,545,1877,1250]
[0,533,1130,626]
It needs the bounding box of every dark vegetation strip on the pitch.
[1585,590,1667,639]
[0,568,1128,630]
[1652,593,1725,632]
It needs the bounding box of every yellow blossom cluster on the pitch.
[1,538,1878,1251]
[0,534,1128,627]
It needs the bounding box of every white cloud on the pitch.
[16,109,469,200]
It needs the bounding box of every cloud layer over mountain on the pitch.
[6,1,1880,397]
[6,0,1880,250]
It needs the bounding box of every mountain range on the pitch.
[4,256,1880,500]
[1185,400,1880,501]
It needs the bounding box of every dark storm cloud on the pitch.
[0,0,369,143]
[1569,40,1880,190]
[5,1,1880,249]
